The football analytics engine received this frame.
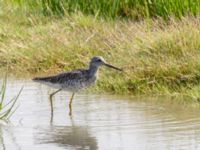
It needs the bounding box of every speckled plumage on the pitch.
[33,68,97,92]
[33,56,122,116]
[33,56,122,92]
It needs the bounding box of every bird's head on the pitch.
[90,56,122,71]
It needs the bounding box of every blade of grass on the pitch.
[0,82,23,120]
[0,74,7,109]
[2,86,23,119]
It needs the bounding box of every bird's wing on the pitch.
[56,69,87,83]
[33,69,87,84]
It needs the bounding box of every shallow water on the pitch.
[1,79,200,150]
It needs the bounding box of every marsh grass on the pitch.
[0,75,22,120]
[7,0,200,19]
[0,2,200,100]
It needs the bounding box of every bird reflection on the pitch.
[34,119,98,150]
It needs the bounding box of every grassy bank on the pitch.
[0,2,200,100]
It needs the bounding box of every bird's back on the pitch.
[33,69,97,91]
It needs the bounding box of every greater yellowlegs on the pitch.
[33,56,122,116]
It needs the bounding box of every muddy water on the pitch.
[0,79,200,150]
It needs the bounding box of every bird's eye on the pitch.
[97,59,101,62]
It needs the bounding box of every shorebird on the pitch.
[33,56,122,116]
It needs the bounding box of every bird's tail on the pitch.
[32,77,49,82]
[32,77,41,82]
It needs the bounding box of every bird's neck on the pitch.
[88,65,99,77]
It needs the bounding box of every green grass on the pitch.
[0,75,22,120]
[0,1,200,101]
[6,0,200,20]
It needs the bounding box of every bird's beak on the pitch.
[104,63,123,71]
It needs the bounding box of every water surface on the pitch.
[1,79,200,150]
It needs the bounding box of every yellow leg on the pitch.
[69,93,75,116]
[49,89,61,122]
